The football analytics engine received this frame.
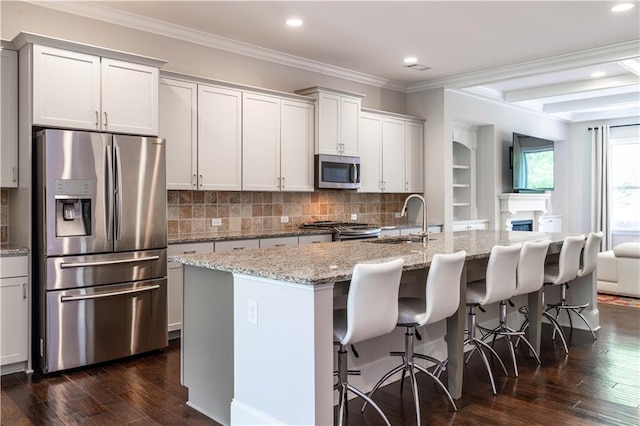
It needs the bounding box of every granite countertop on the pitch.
[0,244,29,257]
[170,230,567,286]
[168,222,441,244]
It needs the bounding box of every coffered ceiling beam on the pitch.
[504,74,639,102]
[543,91,640,113]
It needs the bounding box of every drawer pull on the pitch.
[233,247,244,250]
[183,250,196,254]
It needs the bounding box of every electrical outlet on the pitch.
[248,300,258,325]
[395,212,402,218]
[350,214,357,220]
[211,218,222,226]
[280,216,289,223]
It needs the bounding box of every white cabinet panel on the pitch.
[280,100,314,192]
[32,45,158,136]
[340,96,361,156]
[318,92,341,154]
[358,112,383,192]
[198,85,242,190]
[453,220,489,231]
[405,121,424,192]
[242,93,281,191]
[298,234,332,245]
[381,118,406,193]
[101,58,158,136]
[1,48,18,187]
[539,216,562,233]
[259,236,298,248]
[214,239,259,252]
[159,78,198,190]
[32,45,101,131]
[0,256,28,366]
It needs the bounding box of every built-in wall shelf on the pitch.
[452,122,477,222]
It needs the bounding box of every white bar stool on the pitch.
[333,258,404,426]
[465,244,521,395]
[361,251,467,425]
[479,240,549,376]
[548,232,602,340]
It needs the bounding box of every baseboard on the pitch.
[230,399,284,425]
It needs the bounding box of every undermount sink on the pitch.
[366,236,424,244]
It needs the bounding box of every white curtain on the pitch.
[591,125,610,250]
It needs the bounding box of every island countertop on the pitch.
[169,230,568,286]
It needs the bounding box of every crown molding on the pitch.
[407,40,640,93]
[26,0,407,92]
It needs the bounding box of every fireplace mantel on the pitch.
[499,193,550,231]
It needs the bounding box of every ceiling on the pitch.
[37,1,640,122]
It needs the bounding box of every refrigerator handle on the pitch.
[105,144,114,241]
[114,144,123,241]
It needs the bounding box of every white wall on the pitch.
[408,89,569,230]
[0,1,407,113]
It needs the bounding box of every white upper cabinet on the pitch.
[296,87,363,156]
[243,93,314,191]
[159,78,198,190]
[198,85,243,191]
[242,92,281,191]
[358,109,424,193]
[1,47,18,187]
[280,99,314,191]
[31,44,159,136]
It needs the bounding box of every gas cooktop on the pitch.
[300,221,380,231]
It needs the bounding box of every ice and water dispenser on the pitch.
[54,179,92,237]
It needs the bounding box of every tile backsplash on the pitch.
[168,190,411,237]
[1,189,8,243]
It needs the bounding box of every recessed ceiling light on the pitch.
[591,71,606,78]
[611,3,635,12]
[286,18,303,27]
[403,57,418,64]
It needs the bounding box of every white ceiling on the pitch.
[38,0,640,122]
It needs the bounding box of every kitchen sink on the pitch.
[366,236,424,244]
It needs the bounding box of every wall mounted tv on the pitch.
[511,132,554,193]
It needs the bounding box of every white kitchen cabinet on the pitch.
[198,84,243,190]
[380,229,401,237]
[296,87,363,156]
[400,225,442,235]
[298,234,332,245]
[539,215,563,232]
[359,109,425,193]
[243,94,314,192]
[214,239,260,252]
[1,47,18,188]
[159,78,198,190]
[260,236,298,248]
[0,256,28,366]
[453,220,489,232]
[31,45,159,136]
[167,242,214,333]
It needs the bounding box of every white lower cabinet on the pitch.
[167,243,214,333]
[453,220,489,232]
[401,225,442,235]
[298,234,333,245]
[539,215,563,232]
[214,239,260,252]
[260,236,298,248]
[1,256,28,366]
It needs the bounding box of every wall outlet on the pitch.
[280,216,289,223]
[395,212,402,218]
[248,300,258,325]
[350,214,357,220]
[211,218,222,226]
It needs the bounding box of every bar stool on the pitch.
[361,251,466,425]
[465,244,521,395]
[479,240,549,376]
[547,232,602,340]
[333,258,404,426]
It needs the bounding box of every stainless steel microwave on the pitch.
[315,154,361,189]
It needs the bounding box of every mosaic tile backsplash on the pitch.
[168,190,411,237]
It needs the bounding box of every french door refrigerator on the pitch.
[34,129,168,373]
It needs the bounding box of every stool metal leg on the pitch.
[547,283,598,340]
[466,306,508,395]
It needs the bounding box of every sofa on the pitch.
[597,243,640,298]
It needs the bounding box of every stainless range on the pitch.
[301,221,382,241]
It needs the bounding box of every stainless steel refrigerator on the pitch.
[34,129,168,373]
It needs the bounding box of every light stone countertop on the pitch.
[0,244,29,257]
[169,230,569,286]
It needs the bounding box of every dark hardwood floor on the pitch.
[2,302,639,425]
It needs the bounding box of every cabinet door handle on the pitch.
[95,111,99,126]
[199,174,203,187]
[232,247,244,250]
[104,112,108,127]
[192,174,197,187]
[405,181,409,190]
[281,176,285,189]
[275,244,286,247]
[277,176,281,189]
[12,167,17,183]
[23,283,27,300]
[183,250,196,254]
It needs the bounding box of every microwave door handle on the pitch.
[351,163,358,183]
[105,144,114,241]
[114,144,123,241]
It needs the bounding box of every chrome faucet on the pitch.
[400,194,428,241]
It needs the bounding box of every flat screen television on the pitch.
[511,132,554,192]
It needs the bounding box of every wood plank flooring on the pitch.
[2,302,638,425]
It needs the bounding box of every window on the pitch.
[609,128,640,232]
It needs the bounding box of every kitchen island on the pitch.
[170,230,597,425]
